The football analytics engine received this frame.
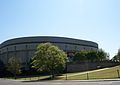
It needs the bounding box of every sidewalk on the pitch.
[1,78,120,82]
[53,79,120,82]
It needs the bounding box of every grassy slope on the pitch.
[62,65,120,80]
[4,65,120,80]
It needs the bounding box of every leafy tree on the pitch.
[86,50,98,62]
[73,49,109,62]
[6,56,21,79]
[112,49,120,62]
[73,51,87,62]
[117,49,120,61]
[112,55,118,62]
[97,49,109,61]
[32,43,67,79]
[74,50,98,62]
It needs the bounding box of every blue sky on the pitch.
[0,0,120,59]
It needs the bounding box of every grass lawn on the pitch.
[61,65,120,80]
[17,75,50,81]
[3,65,120,81]
[3,75,50,81]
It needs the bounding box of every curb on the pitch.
[1,78,120,82]
[52,79,120,82]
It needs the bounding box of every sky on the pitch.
[0,0,120,59]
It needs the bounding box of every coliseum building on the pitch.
[0,36,98,69]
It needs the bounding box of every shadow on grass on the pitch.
[22,76,62,82]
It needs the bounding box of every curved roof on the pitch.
[0,36,98,49]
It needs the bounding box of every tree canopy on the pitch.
[6,56,21,79]
[73,49,109,62]
[112,49,120,62]
[32,43,67,78]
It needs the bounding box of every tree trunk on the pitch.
[51,69,55,79]
[14,73,17,79]
[13,71,17,79]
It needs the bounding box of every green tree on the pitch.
[112,55,118,62]
[74,50,98,62]
[86,50,98,62]
[73,51,87,62]
[73,49,109,62]
[112,49,120,62]
[6,56,21,79]
[97,49,109,61]
[32,43,67,79]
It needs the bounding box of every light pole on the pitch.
[66,60,67,80]
[65,57,69,80]
[65,45,68,80]
[86,56,89,80]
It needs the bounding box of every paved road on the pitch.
[0,79,120,85]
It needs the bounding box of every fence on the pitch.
[64,65,120,80]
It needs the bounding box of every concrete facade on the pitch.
[67,61,120,72]
[0,36,98,69]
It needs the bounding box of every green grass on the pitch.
[62,65,120,80]
[3,75,50,81]
[3,65,120,81]
[17,76,50,80]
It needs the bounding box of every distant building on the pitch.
[0,36,98,69]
